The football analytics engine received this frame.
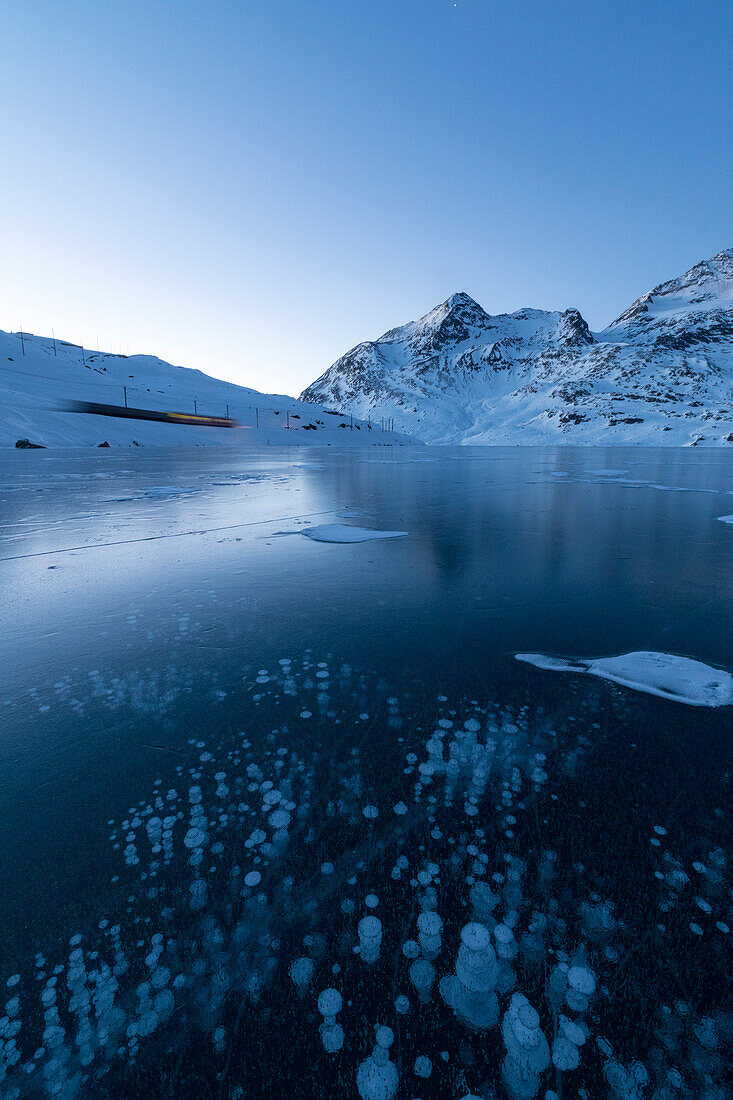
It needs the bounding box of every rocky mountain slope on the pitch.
[0,330,410,448]
[301,248,733,445]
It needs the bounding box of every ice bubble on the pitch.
[501,993,551,1098]
[566,964,596,1012]
[552,1035,581,1071]
[320,1022,344,1053]
[414,1055,432,1078]
[470,881,500,926]
[494,923,518,960]
[317,988,342,1018]
[580,899,617,944]
[365,894,379,909]
[440,921,499,1029]
[289,957,315,996]
[394,995,410,1014]
[358,916,383,964]
[559,1015,587,1047]
[188,879,208,910]
[244,871,262,887]
[363,804,379,820]
[375,1026,393,1048]
[417,911,443,960]
[183,826,208,850]
[402,940,421,960]
[409,958,435,1004]
[356,1028,399,1100]
[154,989,174,1020]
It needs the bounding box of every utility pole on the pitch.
[123,386,128,408]
[286,410,290,429]
[52,328,57,356]
[256,407,259,428]
[81,344,86,366]
[19,328,25,355]
[194,397,198,415]
[226,404,229,418]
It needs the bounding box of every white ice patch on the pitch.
[301,523,408,544]
[717,515,733,525]
[516,651,733,708]
[143,486,196,497]
[585,469,630,477]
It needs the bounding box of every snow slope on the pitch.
[0,330,412,448]
[301,249,733,445]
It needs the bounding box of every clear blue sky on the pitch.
[2,0,731,395]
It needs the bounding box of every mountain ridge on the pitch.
[301,248,733,445]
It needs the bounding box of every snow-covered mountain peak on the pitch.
[425,290,487,324]
[380,291,491,348]
[301,247,733,446]
[609,245,733,330]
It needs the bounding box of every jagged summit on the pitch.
[380,291,490,346]
[301,247,733,446]
[438,290,482,313]
[609,245,733,329]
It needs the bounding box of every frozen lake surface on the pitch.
[0,446,731,1099]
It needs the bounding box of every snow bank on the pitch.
[301,524,408,544]
[0,327,414,448]
[515,651,733,707]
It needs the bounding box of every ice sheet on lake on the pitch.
[718,514,733,525]
[548,471,721,494]
[516,650,733,707]
[301,523,408,543]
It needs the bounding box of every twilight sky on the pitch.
[2,0,732,396]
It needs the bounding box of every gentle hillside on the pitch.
[0,331,410,448]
